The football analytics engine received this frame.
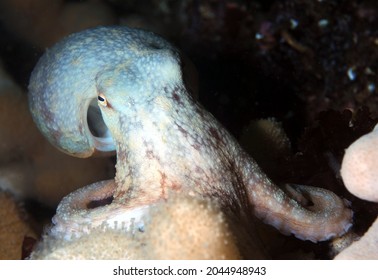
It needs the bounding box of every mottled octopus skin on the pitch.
[28,26,352,242]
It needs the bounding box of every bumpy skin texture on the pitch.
[29,26,352,243]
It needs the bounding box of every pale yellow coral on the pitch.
[30,195,241,260]
[141,195,241,260]
[334,127,378,259]
[341,125,378,202]
[30,228,139,260]
[240,118,291,176]
[0,191,37,260]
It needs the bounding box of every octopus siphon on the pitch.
[28,26,352,245]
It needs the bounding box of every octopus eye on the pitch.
[97,93,108,107]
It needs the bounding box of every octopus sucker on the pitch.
[28,26,352,246]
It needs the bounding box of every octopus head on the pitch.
[94,49,183,135]
[28,26,182,159]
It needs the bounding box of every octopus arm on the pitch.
[244,164,353,242]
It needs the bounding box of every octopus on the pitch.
[28,26,352,245]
